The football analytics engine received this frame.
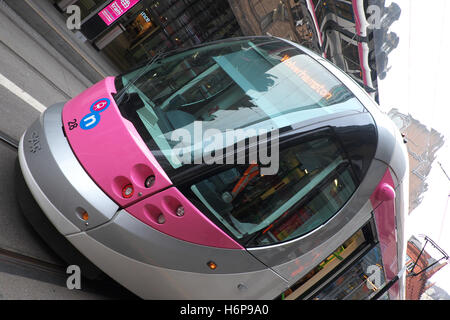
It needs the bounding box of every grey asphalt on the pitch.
[0,271,106,300]
[0,2,130,299]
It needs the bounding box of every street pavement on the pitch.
[0,2,130,299]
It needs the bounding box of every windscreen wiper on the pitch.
[115,51,166,105]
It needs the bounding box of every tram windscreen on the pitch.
[114,37,366,169]
[190,132,358,245]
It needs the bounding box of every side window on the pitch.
[279,221,389,300]
[190,132,358,246]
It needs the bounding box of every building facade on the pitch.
[229,0,401,103]
[405,236,448,300]
[388,109,445,213]
[228,0,321,52]
[52,0,400,95]
[53,0,243,71]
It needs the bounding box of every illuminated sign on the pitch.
[283,58,333,100]
[98,0,141,26]
[140,11,151,23]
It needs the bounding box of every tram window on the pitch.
[190,134,358,244]
[281,227,368,300]
[309,244,388,300]
[115,37,366,170]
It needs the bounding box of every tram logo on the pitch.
[80,98,111,130]
[91,99,110,113]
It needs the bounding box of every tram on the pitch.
[16,36,408,299]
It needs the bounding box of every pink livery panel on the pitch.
[61,77,172,208]
[370,169,399,300]
[61,77,241,249]
[125,187,243,249]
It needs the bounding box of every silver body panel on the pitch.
[21,104,119,233]
[87,209,268,274]
[67,232,288,300]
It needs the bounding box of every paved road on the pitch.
[0,2,132,299]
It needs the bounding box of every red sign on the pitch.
[98,0,141,26]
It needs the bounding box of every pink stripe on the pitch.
[351,0,368,85]
[370,169,399,299]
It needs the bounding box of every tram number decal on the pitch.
[68,119,78,130]
[80,98,111,130]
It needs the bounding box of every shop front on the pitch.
[53,0,243,71]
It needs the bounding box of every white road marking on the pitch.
[0,73,46,113]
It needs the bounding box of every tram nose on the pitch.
[18,103,120,234]
[61,77,172,209]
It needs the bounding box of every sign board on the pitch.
[98,0,141,26]
[81,0,141,40]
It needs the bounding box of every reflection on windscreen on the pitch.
[118,38,365,168]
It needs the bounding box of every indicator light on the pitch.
[81,211,89,221]
[175,206,185,217]
[76,208,90,222]
[145,175,155,188]
[157,214,165,224]
[207,261,217,270]
[122,184,134,198]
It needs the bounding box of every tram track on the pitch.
[0,130,66,276]
[0,132,137,298]
[0,244,136,299]
[0,246,65,275]
[0,130,18,150]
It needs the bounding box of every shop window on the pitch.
[86,0,242,70]
[335,1,355,22]
[74,0,108,20]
